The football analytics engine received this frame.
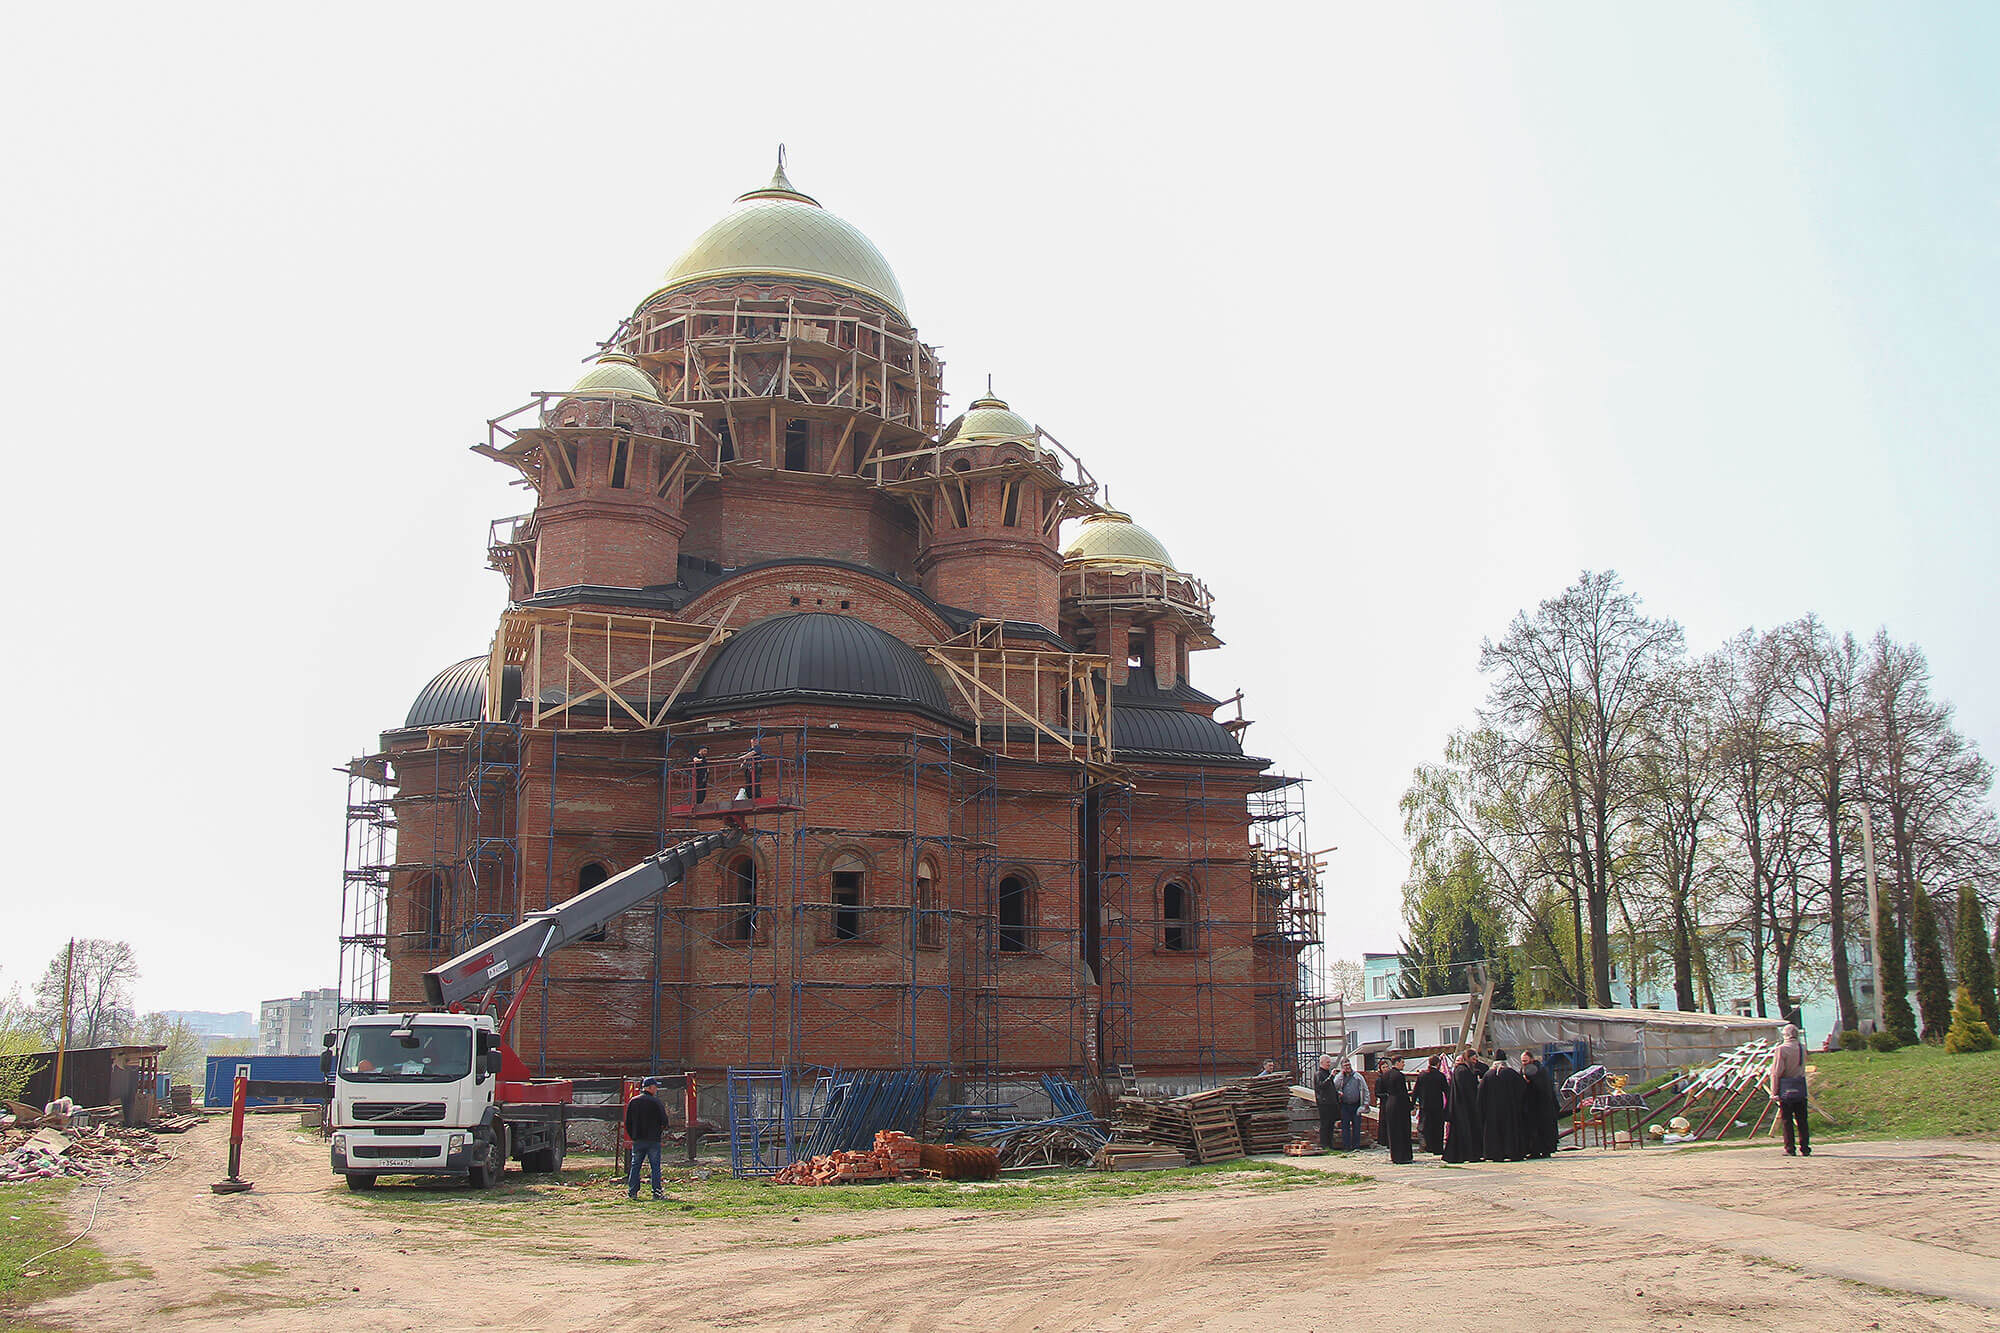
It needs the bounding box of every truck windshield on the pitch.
[339,1025,473,1083]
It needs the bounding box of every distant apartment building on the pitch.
[259,988,341,1056]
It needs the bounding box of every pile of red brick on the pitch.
[771,1131,923,1186]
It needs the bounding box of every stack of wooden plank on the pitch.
[1093,1141,1189,1171]
[1142,1089,1244,1163]
[1224,1073,1294,1154]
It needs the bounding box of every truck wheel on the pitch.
[345,1173,378,1192]
[468,1127,508,1189]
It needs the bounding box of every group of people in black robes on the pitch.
[1375,1048,1561,1164]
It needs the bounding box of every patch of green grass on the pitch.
[342,1156,1358,1222]
[1807,1046,2000,1140]
[211,1258,283,1278]
[0,1179,137,1316]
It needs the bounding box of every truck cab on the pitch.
[326,1012,563,1191]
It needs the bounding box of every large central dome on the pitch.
[652,157,907,319]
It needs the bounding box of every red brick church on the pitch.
[341,155,1322,1086]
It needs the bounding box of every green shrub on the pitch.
[1838,1029,1865,1051]
[1944,985,1998,1055]
[1867,1030,1903,1052]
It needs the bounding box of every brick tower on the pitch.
[910,388,1074,631]
[482,353,696,599]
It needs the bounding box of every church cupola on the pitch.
[1059,508,1216,687]
[911,385,1093,630]
[478,353,700,597]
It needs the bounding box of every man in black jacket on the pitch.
[1312,1054,1340,1152]
[625,1077,669,1199]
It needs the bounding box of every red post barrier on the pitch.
[211,1072,253,1193]
[683,1071,700,1163]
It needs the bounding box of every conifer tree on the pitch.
[1955,889,1998,1031]
[1875,892,1919,1045]
[1909,884,1951,1042]
[1943,985,1997,1054]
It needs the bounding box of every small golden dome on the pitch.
[567,352,660,402]
[947,387,1035,443]
[651,151,906,317]
[1062,510,1176,571]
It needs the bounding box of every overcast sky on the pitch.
[3,3,1994,1016]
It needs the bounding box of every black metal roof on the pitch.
[680,613,958,722]
[1113,673,1224,709]
[1111,705,1254,761]
[405,657,522,729]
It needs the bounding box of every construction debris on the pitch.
[772,1131,926,1186]
[0,1118,174,1184]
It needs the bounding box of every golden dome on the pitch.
[566,352,660,402]
[946,388,1035,443]
[651,155,906,318]
[1062,510,1176,571]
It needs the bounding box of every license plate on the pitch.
[373,1158,422,1168]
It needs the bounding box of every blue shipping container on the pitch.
[203,1054,328,1108]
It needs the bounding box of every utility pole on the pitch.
[51,938,75,1102]
[1859,805,1886,1035]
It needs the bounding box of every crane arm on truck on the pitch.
[422,827,742,1011]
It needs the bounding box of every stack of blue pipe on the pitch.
[793,1068,943,1157]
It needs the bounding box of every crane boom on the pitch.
[423,828,742,1010]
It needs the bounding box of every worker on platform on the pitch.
[738,739,763,801]
[625,1077,669,1200]
[691,746,710,805]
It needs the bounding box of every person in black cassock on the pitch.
[1412,1054,1449,1155]
[1375,1056,1414,1164]
[1518,1050,1560,1159]
[1479,1049,1527,1161]
[1442,1051,1483,1162]
[1312,1054,1340,1152]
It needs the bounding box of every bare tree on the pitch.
[1773,617,1862,1033]
[1479,571,1684,1006]
[1323,958,1366,1005]
[1404,728,1588,1005]
[32,939,140,1049]
[1629,655,1730,1011]
[1856,630,2000,940]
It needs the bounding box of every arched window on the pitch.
[577,863,610,942]
[1001,481,1021,528]
[1163,881,1193,952]
[415,874,444,952]
[999,875,1029,953]
[725,856,756,942]
[784,419,810,471]
[915,860,940,948]
[830,853,864,941]
[716,416,735,463]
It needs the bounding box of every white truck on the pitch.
[324,827,740,1190]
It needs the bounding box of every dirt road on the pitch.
[25,1120,2000,1331]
